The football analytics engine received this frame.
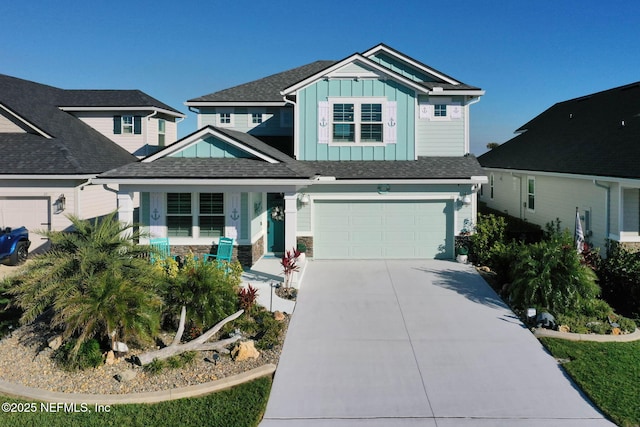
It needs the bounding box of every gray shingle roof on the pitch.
[305,156,486,180]
[60,90,183,114]
[0,74,182,175]
[187,61,337,103]
[479,82,640,179]
[99,157,312,179]
[99,154,485,181]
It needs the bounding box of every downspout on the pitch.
[464,96,481,154]
[594,180,611,244]
[282,95,298,159]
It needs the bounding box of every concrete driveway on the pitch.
[261,260,614,426]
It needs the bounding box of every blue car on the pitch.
[0,227,30,266]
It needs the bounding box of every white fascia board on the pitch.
[142,127,279,164]
[281,54,430,96]
[0,103,53,138]
[59,106,185,118]
[482,167,640,186]
[316,178,488,185]
[92,178,312,187]
[0,174,95,180]
[184,101,285,107]
[311,193,460,201]
[428,89,485,97]
[362,44,461,85]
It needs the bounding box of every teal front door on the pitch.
[267,193,285,254]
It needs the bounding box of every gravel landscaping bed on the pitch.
[0,315,288,395]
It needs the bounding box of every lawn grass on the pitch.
[540,338,640,427]
[0,376,271,427]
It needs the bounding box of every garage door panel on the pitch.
[314,200,453,260]
[0,197,51,253]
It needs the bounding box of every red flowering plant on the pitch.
[281,248,301,288]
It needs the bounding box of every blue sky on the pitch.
[2,0,639,155]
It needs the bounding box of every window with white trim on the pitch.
[199,193,225,237]
[167,193,192,237]
[527,177,535,211]
[322,98,393,144]
[434,104,447,117]
[122,115,134,134]
[158,119,166,146]
[251,112,263,124]
[217,108,233,127]
[166,193,225,238]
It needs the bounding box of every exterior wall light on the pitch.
[55,194,66,213]
[299,193,311,204]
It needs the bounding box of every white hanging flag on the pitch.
[575,209,585,254]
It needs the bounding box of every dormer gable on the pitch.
[143,126,282,164]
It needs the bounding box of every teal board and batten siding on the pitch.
[297,78,415,161]
[169,136,250,158]
[416,95,466,157]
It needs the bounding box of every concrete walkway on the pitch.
[261,260,615,426]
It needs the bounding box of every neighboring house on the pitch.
[479,82,640,251]
[96,44,487,266]
[0,74,184,251]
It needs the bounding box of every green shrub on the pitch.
[160,257,243,331]
[225,307,284,350]
[54,338,103,371]
[508,230,600,314]
[597,241,640,318]
[470,213,507,266]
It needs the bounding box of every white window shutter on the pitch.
[385,101,397,144]
[149,192,164,238]
[318,101,329,144]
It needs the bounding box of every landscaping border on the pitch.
[0,364,276,405]
[534,327,640,342]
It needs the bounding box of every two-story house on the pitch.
[0,74,184,252]
[96,44,487,266]
[479,82,640,252]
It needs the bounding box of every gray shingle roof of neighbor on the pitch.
[187,61,338,103]
[0,74,182,175]
[60,90,184,115]
[479,81,640,180]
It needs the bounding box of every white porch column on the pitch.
[117,191,134,238]
[283,192,298,253]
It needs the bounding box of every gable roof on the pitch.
[186,44,483,106]
[59,90,185,116]
[479,82,640,179]
[185,61,337,105]
[0,74,150,175]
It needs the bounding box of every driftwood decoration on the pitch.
[134,308,244,366]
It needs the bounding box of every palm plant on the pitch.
[8,211,163,356]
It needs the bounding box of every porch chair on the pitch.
[149,237,172,263]
[204,237,234,266]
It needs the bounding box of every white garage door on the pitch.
[314,200,453,259]
[0,198,51,253]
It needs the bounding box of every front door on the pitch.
[267,193,285,255]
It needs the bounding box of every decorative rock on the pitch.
[273,311,285,321]
[558,325,570,333]
[48,335,62,351]
[104,350,116,365]
[112,341,129,353]
[231,340,260,361]
[114,369,137,383]
[536,312,556,330]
